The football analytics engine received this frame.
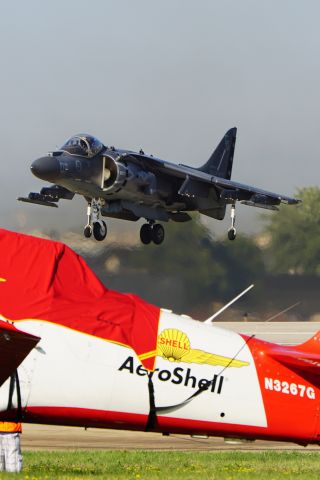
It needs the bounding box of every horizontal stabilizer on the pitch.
[269,331,320,374]
[0,320,40,387]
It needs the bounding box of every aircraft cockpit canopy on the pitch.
[61,134,104,158]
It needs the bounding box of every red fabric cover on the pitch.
[0,229,160,370]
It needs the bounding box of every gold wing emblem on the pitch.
[181,349,249,368]
[157,328,249,368]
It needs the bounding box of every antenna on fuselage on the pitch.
[264,301,301,322]
[204,284,254,324]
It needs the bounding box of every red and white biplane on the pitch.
[0,229,319,446]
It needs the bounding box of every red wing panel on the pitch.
[0,320,40,386]
[0,229,160,371]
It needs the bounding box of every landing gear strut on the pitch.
[227,204,237,241]
[84,198,107,241]
[140,221,165,245]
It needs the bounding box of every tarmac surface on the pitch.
[217,321,320,345]
[21,424,320,451]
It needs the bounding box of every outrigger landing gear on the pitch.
[227,204,237,241]
[84,198,107,241]
[140,221,165,245]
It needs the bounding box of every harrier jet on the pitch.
[18,128,299,244]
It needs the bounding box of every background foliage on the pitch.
[263,187,320,274]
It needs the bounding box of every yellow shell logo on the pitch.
[156,328,250,368]
[0,278,6,283]
[157,329,191,362]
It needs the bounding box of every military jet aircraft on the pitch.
[18,128,299,244]
[1,229,320,446]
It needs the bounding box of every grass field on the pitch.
[1,450,320,480]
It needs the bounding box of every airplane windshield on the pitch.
[61,134,104,158]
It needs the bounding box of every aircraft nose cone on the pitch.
[31,156,60,181]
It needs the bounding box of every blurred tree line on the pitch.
[126,220,261,298]
[263,187,320,275]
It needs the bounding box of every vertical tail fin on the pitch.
[198,127,237,179]
[296,331,320,355]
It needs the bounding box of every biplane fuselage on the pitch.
[0,229,319,446]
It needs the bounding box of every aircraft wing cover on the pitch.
[0,320,40,387]
[0,229,160,371]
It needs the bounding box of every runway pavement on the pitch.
[218,321,320,345]
[21,424,319,451]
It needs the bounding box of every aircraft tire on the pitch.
[140,224,152,245]
[152,224,165,245]
[228,227,236,241]
[84,225,92,238]
[93,221,107,241]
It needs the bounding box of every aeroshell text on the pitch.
[118,356,224,394]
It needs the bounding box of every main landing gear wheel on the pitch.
[152,223,165,245]
[140,223,165,245]
[140,224,152,245]
[93,221,107,241]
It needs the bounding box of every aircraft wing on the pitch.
[0,320,40,387]
[207,175,300,209]
[163,164,299,209]
[18,185,74,208]
[130,153,299,209]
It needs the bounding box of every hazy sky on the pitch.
[1,0,320,238]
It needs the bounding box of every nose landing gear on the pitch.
[83,201,165,244]
[140,221,165,245]
[84,198,107,241]
[227,204,237,241]
[84,224,92,238]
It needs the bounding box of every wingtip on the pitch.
[280,197,301,205]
